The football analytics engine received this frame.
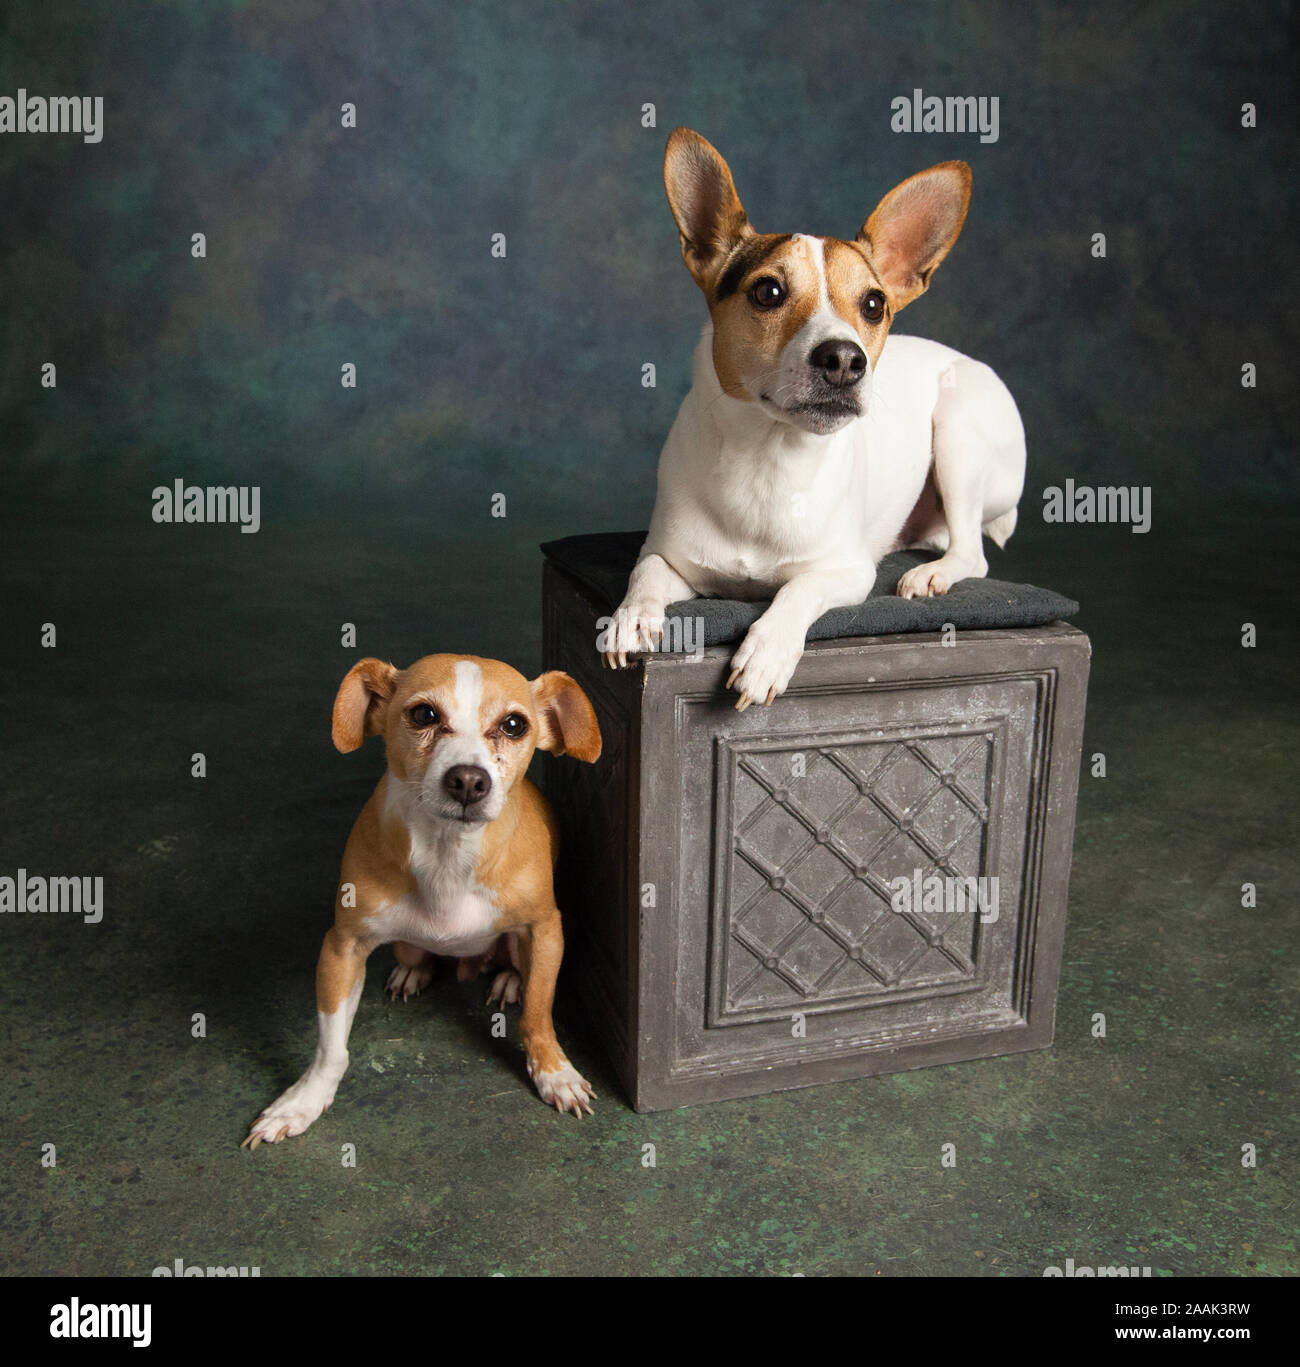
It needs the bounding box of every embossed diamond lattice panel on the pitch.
[713,725,1000,1024]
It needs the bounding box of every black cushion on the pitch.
[541,531,1079,648]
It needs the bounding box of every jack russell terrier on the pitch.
[243,654,602,1146]
[606,128,1026,708]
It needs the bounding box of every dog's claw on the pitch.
[896,556,980,601]
[605,601,669,670]
[386,961,432,1001]
[530,1059,594,1117]
[727,623,802,710]
[487,969,522,1007]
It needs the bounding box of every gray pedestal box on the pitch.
[541,560,1090,1112]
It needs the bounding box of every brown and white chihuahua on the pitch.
[243,654,602,1147]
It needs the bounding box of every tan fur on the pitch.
[823,238,891,363]
[309,658,597,1092]
[663,126,752,285]
[857,161,972,309]
[530,669,602,763]
[707,236,825,398]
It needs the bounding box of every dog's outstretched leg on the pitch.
[727,564,872,709]
[243,928,371,1148]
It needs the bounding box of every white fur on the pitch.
[245,974,363,1146]
[774,237,868,395]
[528,1058,595,1117]
[608,321,1025,706]
[377,775,504,959]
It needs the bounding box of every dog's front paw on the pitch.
[602,601,666,669]
[896,556,984,599]
[241,1076,333,1150]
[726,621,803,710]
[526,1055,596,1117]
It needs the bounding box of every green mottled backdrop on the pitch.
[2,1,1296,533]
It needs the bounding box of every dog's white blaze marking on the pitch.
[787,233,831,310]
[809,235,830,311]
[771,233,869,410]
[425,658,494,792]
[803,234,857,343]
[450,659,483,735]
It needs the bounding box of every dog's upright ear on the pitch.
[857,162,972,311]
[664,127,754,289]
[332,658,399,753]
[530,671,602,763]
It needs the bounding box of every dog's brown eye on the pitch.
[409,704,440,728]
[748,276,785,309]
[499,713,529,739]
[861,290,886,323]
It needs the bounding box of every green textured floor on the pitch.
[2,492,1295,1277]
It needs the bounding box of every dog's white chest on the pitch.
[371,815,503,958]
[695,542,786,596]
[379,884,501,958]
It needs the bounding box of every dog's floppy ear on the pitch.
[530,671,602,763]
[856,161,971,311]
[664,127,754,289]
[332,658,399,754]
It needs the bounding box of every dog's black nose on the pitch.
[443,764,491,805]
[809,338,867,387]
